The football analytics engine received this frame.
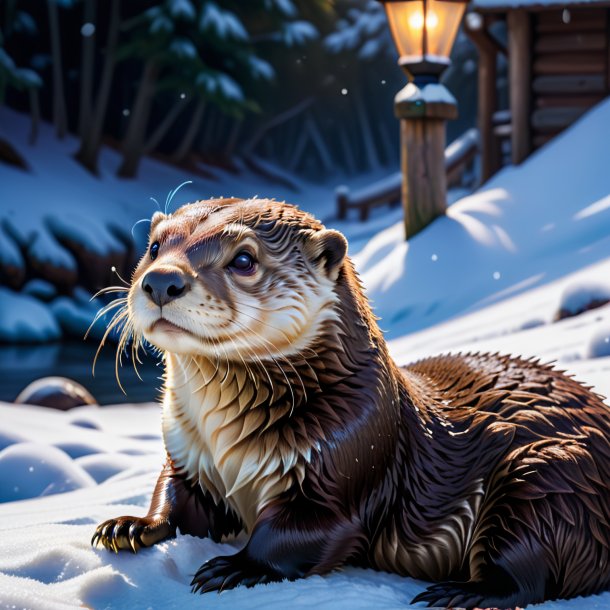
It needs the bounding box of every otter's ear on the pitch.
[150,211,166,232]
[303,229,348,280]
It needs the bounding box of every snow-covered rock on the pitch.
[22,278,58,302]
[556,280,610,321]
[588,326,610,359]
[0,442,95,502]
[0,288,61,342]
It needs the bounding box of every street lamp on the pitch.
[379,0,468,238]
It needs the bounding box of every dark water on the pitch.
[0,341,163,405]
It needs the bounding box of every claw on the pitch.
[128,523,139,554]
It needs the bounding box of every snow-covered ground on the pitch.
[2,96,610,608]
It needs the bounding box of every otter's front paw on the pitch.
[191,551,282,594]
[92,516,173,553]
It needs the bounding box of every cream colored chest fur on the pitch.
[162,356,309,531]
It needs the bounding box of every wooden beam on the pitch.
[401,119,448,238]
[465,14,500,181]
[606,8,610,92]
[531,106,588,131]
[507,9,532,165]
[536,8,606,25]
[534,32,606,53]
[536,19,607,33]
[535,94,604,108]
[532,74,605,94]
[533,52,606,75]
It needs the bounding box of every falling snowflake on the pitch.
[180,93,186,99]
[81,23,95,37]
[341,88,348,95]
[493,271,501,280]
[431,254,438,262]
[122,109,130,117]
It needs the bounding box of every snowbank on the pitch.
[356,98,610,338]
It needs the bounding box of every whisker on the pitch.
[91,286,128,300]
[165,180,193,214]
[85,298,127,340]
[131,217,151,238]
[111,265,130,287]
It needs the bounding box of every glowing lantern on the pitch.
[380,0,468,79]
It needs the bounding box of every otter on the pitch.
[92,198,610,609]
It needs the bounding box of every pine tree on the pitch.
[0,7,43,147]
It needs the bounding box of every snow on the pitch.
[0,288,61,342]
[557,279,610,318]
[168,0,196,22]
[0,397,609,609]
[357,97,610,338]
[280,21,319,47]
[324,4,391,60]
[266,0,297,18]
[247,56,275,81]
[169,38,198,60]
[0,225,24,272]
[0,442,96,502]
[395,81,456,106]
[199,3,248,41]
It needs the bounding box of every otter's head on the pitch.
[127,198,348,360]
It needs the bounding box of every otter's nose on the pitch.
[142,270,190,307]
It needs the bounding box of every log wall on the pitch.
[530,8,610,147]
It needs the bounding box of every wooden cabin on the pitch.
[465,0,610,182]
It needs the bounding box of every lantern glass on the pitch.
[383,0,467,61]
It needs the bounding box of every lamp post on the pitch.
[378,0,468,239]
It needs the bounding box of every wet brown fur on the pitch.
[93,198,610,609]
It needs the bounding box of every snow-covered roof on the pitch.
[471,0,610,12]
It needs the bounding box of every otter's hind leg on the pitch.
[92,458,241,552]
[414,440,610,609]
[412,514,549,609]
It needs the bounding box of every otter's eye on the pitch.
[229,251,256,275]
[150,241,159,261]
